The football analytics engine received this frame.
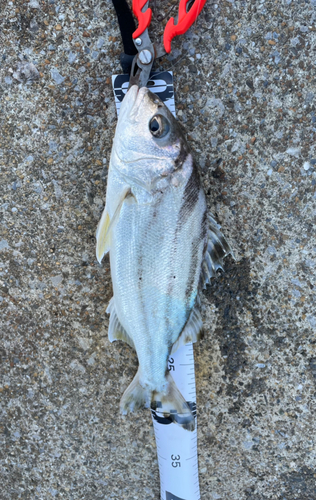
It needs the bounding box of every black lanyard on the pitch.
[112,0,138,72]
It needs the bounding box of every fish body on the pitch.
[96,86,231,430]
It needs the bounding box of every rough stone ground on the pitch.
[0,0,316,499]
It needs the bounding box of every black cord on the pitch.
[111,0,138,56]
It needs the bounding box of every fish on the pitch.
[96,85,232,431]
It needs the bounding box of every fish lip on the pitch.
[118,85,139,120]
[134,86,148,105]
[130,86,149,119]
[127,85,145,107]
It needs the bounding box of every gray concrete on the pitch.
[1,0,316,499]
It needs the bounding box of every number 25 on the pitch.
[168,358,175,371]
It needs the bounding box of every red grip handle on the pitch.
[163,0,207,53]
[132,0,152,39]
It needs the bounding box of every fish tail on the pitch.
[120,371,195,431]
[151,373,195,432]
[120,368,150,414]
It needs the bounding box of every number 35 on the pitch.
[171,454,181,467]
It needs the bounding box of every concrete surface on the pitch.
[1,0,316,499]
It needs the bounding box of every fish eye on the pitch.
[149,114,170,138]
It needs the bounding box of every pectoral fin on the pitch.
[96,187,132,263]
[106,298,135,349]
[96,206,111,263]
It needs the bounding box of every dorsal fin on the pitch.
[170,305,203,355]
[200,214,233,289]
[106,298,135,349]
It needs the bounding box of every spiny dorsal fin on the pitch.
[106,298,135,349]
[200,214,234,289]
[170,305,203,355]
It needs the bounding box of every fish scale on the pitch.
[111,182,205,390]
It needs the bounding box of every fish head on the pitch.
[112,85,190,191]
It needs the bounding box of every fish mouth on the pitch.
[129,86,149,119]
[117,85,149,125]
[121,86,161,126]
[124,85,147,108]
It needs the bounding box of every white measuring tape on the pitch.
[112,73,200,500]
[151,343,200,500]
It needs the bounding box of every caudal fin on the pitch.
[152,373,195,432]
[120,371,195,431]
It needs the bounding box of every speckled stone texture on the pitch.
[0,0,316,499]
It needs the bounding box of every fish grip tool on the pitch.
[112,0,207,86]
[129,0,207,88]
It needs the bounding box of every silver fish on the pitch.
[96,86,232,430]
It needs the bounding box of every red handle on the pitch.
[132,0,152,39]
[163,0,207,53]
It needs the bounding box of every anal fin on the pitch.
[170,306,203,355]
[106,298,135,349]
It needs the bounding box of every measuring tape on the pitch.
[112,73,200,500]
[151,343,200,500]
